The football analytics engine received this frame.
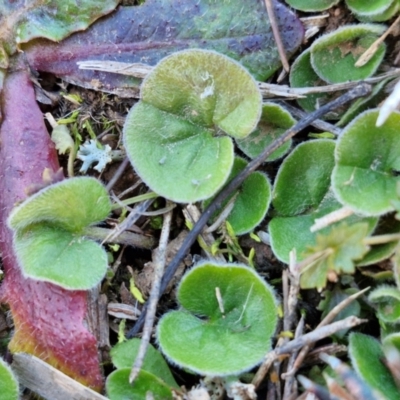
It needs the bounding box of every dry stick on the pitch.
[283,315,305,400]
[278,101,343,136]
[355,14,400,67]
[106,157,130,192]
[282,286,370,379]
[286,250,300,331]
[252,316,367,389]
[126,83,371,338]
[264,0,289,72]
[129,202,173,384]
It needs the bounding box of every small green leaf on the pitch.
[8,177,111,232]
[106,369,174,400]
[345,0,395,16]
[332,110,400,216]
[369,286,400,324]
[354,1,399,22]
[300,222,370,290]
[349,333,400,400]
[14,223,108,290]
[236,103,295,161]
[51,124,74,155]
[204,157,271,235]
[111,339,178,388]
[157,262,277,376]
[273,139,336,216]
[0,358,19,400]
[123,49,262,203]
[310,24,386,83]
[270,139,377,263]
[284,0,340,11]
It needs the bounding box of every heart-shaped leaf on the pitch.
[0,0,118,68]
[332,110,400,216]
[345,0,395,16]
[24,0,304,96]
[8,177,111,290]
[157,262,277,376]
[123,49,262,203]
[0,358,18,400]
[106,369,174,400]
[14,223,108,290]
[204,157,271,235]
[8,177,111,232]
[236,103,295,161]
[110,339,178,388]
[310,24,386,84]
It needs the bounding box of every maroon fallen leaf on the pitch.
[0,69,103,391]
[23,0,304,97]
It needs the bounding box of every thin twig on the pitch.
[283,315,305,400]
[127,83,371,338]
[106,157,130,192]
[355,14,400,67]
[129,202,173,383]
[264,0,289,72]
[310,206,354,232]
[252,316,367,388]
[278,101,342,136]
[283,287,370,379]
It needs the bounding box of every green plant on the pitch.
[157,261,278,376]
[0,358,19,400]
[123,49,262,203]
[8,177,111,290]
[106,339,179,400]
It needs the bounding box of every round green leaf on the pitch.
[289,49,330,113]
[157,262,277,376]
[204,157,271,235]
[349,333,400,400]
[123,49,262,203]
[236,103,295,161]
[0,358,19,400]
[332,110,400,216]
[111,339,178,388]
[284,0,340,11]
[8,177,111,233]
[14,223,108,290]
[345,0,395,16]
[106,369,173,400]
[354,1,399,22]
[269,140,377,263]
[310,24,386,84]
[369,286,400,324]
[273,140,336,216]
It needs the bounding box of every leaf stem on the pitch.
[364,233,400,246]
[111,191,158,210]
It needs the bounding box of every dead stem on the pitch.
[129,201,173,384]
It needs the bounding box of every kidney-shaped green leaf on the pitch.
[157,262,277,376]
[369,286,400,324]
[111,339,178,388]
[204,157,271,235]
[285,0,340,12]
[310,24,386,84]
[106,369,174,400]
[332,110,400,216]
[8,177,111,233]
[14,223,108,290]
[236,103,295,161]
[124,49,262,203]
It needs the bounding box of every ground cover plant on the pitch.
[0,0,400,399]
